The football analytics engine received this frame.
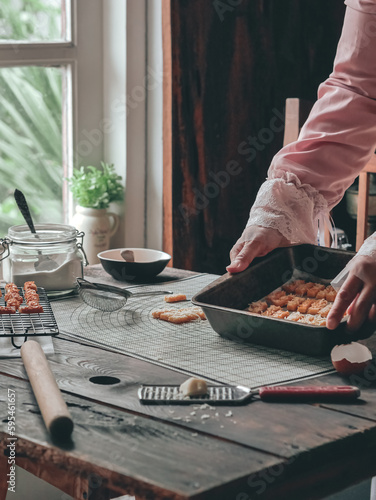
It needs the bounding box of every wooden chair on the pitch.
[356,155,376,250]
[283,98,376,250]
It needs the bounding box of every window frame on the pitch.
[123,0,164,250]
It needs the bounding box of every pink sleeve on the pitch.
[247,0,376,244]
[345,0,376,14]
[269,0,376,211]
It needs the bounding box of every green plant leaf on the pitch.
[67,163,124,209]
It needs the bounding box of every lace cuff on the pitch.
[331,232,376,289]
[357,232,376,258]
[246,172,328,244]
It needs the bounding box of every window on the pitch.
[0,0,105,237]
[0,0,163,250]
[0,0,74,234]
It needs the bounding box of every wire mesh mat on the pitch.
[51,274,334,388]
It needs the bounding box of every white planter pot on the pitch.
[71,206,119,265]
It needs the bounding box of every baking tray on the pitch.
[192,244,375,355]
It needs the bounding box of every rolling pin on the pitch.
[20,340,74,440]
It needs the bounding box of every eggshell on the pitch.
[331,342,372,376]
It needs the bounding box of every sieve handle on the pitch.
[130,290,173,298]
[77,278,172,299]
[20,340,73,440]
[76,278,131,298]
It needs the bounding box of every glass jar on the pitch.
[0,224,87,296]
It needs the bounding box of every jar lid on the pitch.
[7,224,78,245]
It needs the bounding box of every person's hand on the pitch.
[327,255,376,331]
[226,225,292,273]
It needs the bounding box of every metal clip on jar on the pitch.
[0,224,87,296]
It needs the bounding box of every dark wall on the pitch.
[164,0,346,273]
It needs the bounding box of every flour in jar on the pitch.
[3,256,83,292]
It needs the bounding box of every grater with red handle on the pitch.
[138,384,360,405]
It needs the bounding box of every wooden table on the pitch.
[2,266,376,500]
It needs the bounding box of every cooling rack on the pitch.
[0,286,59,347]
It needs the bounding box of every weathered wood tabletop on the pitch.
[2,266,376,500]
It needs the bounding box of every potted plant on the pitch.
[68,162,124,264]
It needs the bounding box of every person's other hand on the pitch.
[226,225,292,274]
[327,255,376,331]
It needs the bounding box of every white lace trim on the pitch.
[357,232,376,258]
[246,171,329,244]
[332,232,376,288]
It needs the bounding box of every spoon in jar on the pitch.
[14,189,58,272]
[76,278,173,312]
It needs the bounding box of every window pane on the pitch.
[0,66,63,236]
[0,0,68,43]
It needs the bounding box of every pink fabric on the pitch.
[345,0,376,14]
[248,0,376,244]
[271,1,376,210]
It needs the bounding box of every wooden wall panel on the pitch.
[163,0,346,273]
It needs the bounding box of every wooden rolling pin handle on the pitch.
[20,340,74,440]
